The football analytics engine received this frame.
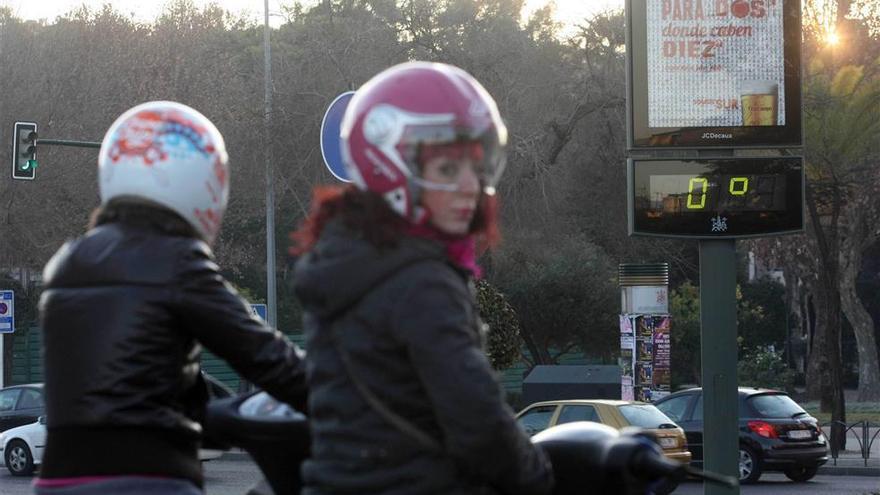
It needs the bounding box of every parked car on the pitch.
[652,387,828,484]
[0,384,44,433]
[515,399,692,464]
[516,399,692,495]
[0,415,45,475]
[0,373,234,475]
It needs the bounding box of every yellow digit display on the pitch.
[687,177,708,209]
[729,177,749,196]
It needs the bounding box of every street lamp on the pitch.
[264,0,277,329]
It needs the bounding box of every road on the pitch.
[1,461,878,494]
[0,459,264,495]
[673,473,879,494]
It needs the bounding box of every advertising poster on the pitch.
[637,315,653,338]
[635,386,653,402]
[622,376,635,401]
[637,362,654,385]
[620,315,636,399]
[621,313,672,401]
[620,314,635,338]
[647,0,786,127]
[638,339,654,362]
[652,316,672,396]
[635,315,654,389]
[620,349,634,378]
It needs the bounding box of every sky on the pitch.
[1,0,624,29]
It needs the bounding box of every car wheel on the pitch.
[5,440,36,476]
[738,444,762,484]
[784,465,818,482]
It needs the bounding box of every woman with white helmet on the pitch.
[36,101,308,495]
[291,62,554,494]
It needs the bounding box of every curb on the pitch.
[819,464,880,477]
[218,450,252,461]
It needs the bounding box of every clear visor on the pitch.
[399,124,506,195]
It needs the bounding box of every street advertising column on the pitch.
[627,0,803,149]
[619,264,671,402]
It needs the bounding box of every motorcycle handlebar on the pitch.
[532,422,738,495]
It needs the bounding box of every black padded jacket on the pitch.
[38,222,308,487]
[293,221,553,495]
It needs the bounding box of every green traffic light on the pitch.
[22,159,37,171]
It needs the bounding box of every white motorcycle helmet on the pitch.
[98,101,229,244]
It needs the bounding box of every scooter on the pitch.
[204,391,737,495]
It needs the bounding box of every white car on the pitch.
[0,417,224,476]
[0,416,45,476]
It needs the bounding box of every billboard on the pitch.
[627,0,802,148]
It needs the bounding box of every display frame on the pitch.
[627,156,805,239]
[626,0,803,150]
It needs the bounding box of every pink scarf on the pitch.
[405,224,482,279]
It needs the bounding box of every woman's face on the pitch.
[419,150,483,236]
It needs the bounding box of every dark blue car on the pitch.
[653,387,828,483]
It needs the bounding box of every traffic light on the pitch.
[12,122,37,180]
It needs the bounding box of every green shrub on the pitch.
[476,280,522,370]
[738,346,796,392]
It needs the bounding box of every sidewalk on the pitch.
[820,448,880,476]
[817,421,880,476]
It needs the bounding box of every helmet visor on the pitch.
[400,123,506,195]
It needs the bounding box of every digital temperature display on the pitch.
[629,157,804,238]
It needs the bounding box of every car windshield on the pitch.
[747,393,807,418]
[619,404,677,428]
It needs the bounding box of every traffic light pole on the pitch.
[36,139,101,149]
[699,239,740,495]
[12,119,102,180]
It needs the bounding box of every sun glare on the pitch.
[826,29,840,45]
[523,0,623,29]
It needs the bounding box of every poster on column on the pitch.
[647,0,786,128]
[622,378,635,401]
[620,316,635,400]
[651,315,672,398]
[637,315,653,338]
[635,315,654,398]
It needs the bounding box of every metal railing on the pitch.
[818,420,880,466]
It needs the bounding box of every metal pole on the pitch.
[0,336,4,388]
[264,0,277,330]
[36,139,101,148]
[699,239,739,495]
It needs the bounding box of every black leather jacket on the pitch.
[38,222,308,486]
[294,221,553,495]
